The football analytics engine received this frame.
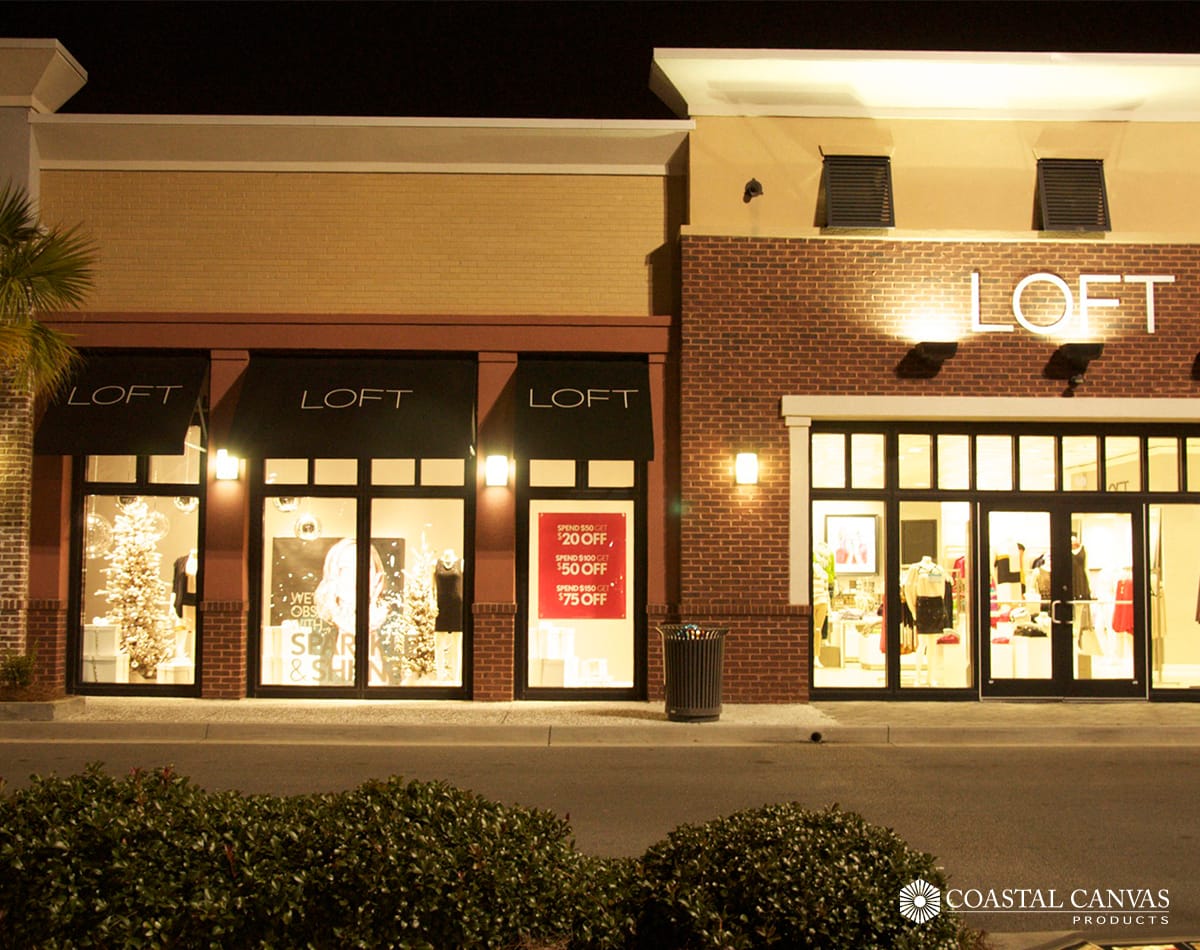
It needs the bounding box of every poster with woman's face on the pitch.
[271,537,405,629]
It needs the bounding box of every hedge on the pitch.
[0,764,986,949]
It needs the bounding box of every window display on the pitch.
[258,492,465,690]
[78,428,202,687]
[527,499,634,688]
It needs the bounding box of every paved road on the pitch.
[2,738,1196,943]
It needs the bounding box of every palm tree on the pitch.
[0,182,94,669]
[0,182,94,396]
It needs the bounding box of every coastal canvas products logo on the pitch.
[897,881,1171,928]
[898,879,942,923]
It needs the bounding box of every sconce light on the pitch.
[213,449,240,481]
[734,452,759,485]
[484,454,511,487]
[743,178,763,203]
[1047,342,1104,395]
[897,341,958,378]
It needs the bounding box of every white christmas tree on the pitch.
[401,539,439,679]
[102,498,173,679]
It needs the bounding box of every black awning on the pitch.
[227,357,476,458]
[34,354,207,456]
[514,359,653,460]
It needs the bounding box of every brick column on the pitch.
[471,602,516,701]
[27,599,68,695]
[200,600,247,698]
[0,368,33,656]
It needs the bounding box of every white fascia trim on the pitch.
[782,395,1200,424]
[36,160,682,176]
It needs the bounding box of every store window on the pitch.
[1149,505,1200,690]
[79,427,203,687]
[812,499,886,689]
[256,459,467,692]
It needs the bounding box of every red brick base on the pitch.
[27,599,67,697]
[472,602,516,701]
[200,600,248,699]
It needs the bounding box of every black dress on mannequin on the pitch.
[434,560,463,632]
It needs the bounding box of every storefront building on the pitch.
[652,48,1200,701]
[2,39,686,701]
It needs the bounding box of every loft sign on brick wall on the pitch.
[966,270,1175,336]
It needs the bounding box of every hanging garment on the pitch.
[434,561,464,631]
[1072,546,1093,633]
[1112,575,1134,634]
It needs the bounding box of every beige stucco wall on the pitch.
[686,116,1200,242]
[38,170,680,315]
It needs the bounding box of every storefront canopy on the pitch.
[227,356,476,459]
[34,354,207,456]
[514,359,654,460]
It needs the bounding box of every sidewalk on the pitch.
[3,695,1200,746]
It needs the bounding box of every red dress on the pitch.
[1111,576,1134,634]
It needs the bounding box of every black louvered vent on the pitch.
[821,155,895,228]
[1037,158,1110,231]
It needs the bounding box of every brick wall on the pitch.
[27,600,67,695]
[680,236,1200,701]
[472,602,516,701]
[0,369,32,656]
[38,171,675,318]
[200,601,247,699]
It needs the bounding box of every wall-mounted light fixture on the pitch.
[1047,342,1104,396]
[213,449,240,481]
[734,452,759,485]
[484,454,511,487]
[743,178,763,203]
[897,340,958,378]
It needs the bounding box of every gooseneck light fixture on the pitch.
[897,341,958,378]
[1047,342,1104,396]
[743,178,763,203]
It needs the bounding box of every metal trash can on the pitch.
[658,624,727,722]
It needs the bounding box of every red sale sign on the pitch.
[538,512,626,619]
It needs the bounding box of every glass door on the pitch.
[982,503,1144,697]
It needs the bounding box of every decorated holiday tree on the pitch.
[102,498,173,679]
[401,540,439,679]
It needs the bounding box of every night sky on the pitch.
[3,1,1199,118]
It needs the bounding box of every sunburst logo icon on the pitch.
[898,878,942,923]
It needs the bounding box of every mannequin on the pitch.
[904,556,951,686]
[434,549,464,681]
[170,549,198,662]
[812,541,834,638]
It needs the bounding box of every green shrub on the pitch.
[632,802,969,949]
[0,651,35,688]
[0,764,586,949]
[0,769,981,949]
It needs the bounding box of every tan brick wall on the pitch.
[0,369,32,655]
[680,236,1200,701]
[38,171,677,316]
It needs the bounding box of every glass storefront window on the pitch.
[369,498,465,687]
[422,459,467,486]
[899,500,972,689]
[314,459,357,485]
[1018,436,1056,492]
[87,455,137,483]
[530,460,577,487]
[265,459,308,484]
[80,494,199,686]
[1063,436,1098,491]
[149,427,203,485]
[527,499,634,689]
[1105,437,1141,492]
[937,435,969,490]
[589,460,635,488]
[372,459,416,486]
[811,499,886,689]
[260,496,358,687]
[851,434,885,489]
[986,510,1050,682]
[1149,505,1200,690]
[976,436,1013,491]
[1148,438,1179,492]
[898,434,932,489]
[811,433,845,489]
[1188,439,1200,493]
